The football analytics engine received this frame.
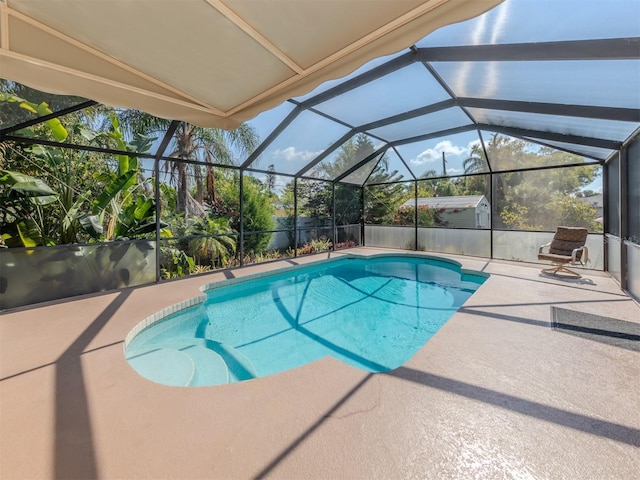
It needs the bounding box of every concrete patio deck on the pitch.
[1,248,639,479]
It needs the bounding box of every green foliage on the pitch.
[287,237,332,256]
[500,204,537,230]
[365,181,408,224]
[113,195,170,240]
[117,111,259,215]
[394,205,446,227]
[0,92,68,141]
[187,216,237,268]
[496,159,601,231]
[242,248,285,266]
[241,176,275,254]
[0,93,161,246]
[0,169,58,246]
[160,246,195,279]
[334,183,362,225]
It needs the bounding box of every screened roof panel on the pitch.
[3,0,639,187]
[522,137,615,162]
[243,101,296,157]
[418,0,640,47]
[312,64,451,126]
[340,152,384,186]
[366,148,414,185]
[255,109,350,175]
[307,134,383,181]
[367,107,471,142]
[470,108,638,143]
[395,130,484,178]
[430,60,640,109]
[3,0,501,128]
[292,52,400,103]
[481,131,591,172]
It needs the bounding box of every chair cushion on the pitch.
[548,226,588,258]
[538,252,573,264]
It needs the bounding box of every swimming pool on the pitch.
[124,254,487,387]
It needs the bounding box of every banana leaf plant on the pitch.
[0,169,58,247]
[80,114,171,240]
[0,93,69,142]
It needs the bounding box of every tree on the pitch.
[187,216,236,268]
[240,176,275,254]
[117,111,259,216]
[486,134,602,232]
[462,142,488,175]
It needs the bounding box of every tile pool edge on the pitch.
[200,252,488,294]
[123,295,206,350]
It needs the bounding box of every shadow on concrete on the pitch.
[486,270,629,297]
[386,367,640,447]
[459,297,635,330]
[253,374,374,479]
[254,364,639,478]
[54,290,131,480]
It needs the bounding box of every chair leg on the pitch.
[541,264,582,278]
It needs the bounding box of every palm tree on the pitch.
[117,112,259,215]
[463,142,488,175]
[187,216,236,268]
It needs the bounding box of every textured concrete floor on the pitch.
[1,248,639,479]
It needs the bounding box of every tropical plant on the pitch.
[488,135,602,231]
[187,216,237,268]
[462,141,488,175]
[76,114,155,239]
[0,169,58,246]
[241,176,275,254]
[117,111,259,215]
[160,245,195,279]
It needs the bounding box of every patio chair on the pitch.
[538,226,589,278]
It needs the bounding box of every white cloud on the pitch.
[271,146,322,162]
[410,140,468,166]
[467,139,482,150]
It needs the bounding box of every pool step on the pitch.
[127,348,195,387]
[180,338,258,382]
[178,344,230,386]
[126,339,257,386]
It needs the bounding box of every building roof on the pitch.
[578,194,603,209]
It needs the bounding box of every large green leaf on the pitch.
[92,170,136,214]
[78,214,104,239]
[16,219,43,247]
[16,98,68,142]
[0,219,44,247]
[38,105,69,142]
[0,170,58,202]
[133,197,154,221]
[62,196,88,232]
[2,218,43,248]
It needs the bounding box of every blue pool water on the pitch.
[125,255,487,387]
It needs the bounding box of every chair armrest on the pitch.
[539,242,551,254]
[571,245,589,265]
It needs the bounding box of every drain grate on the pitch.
[551,306,640,352]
